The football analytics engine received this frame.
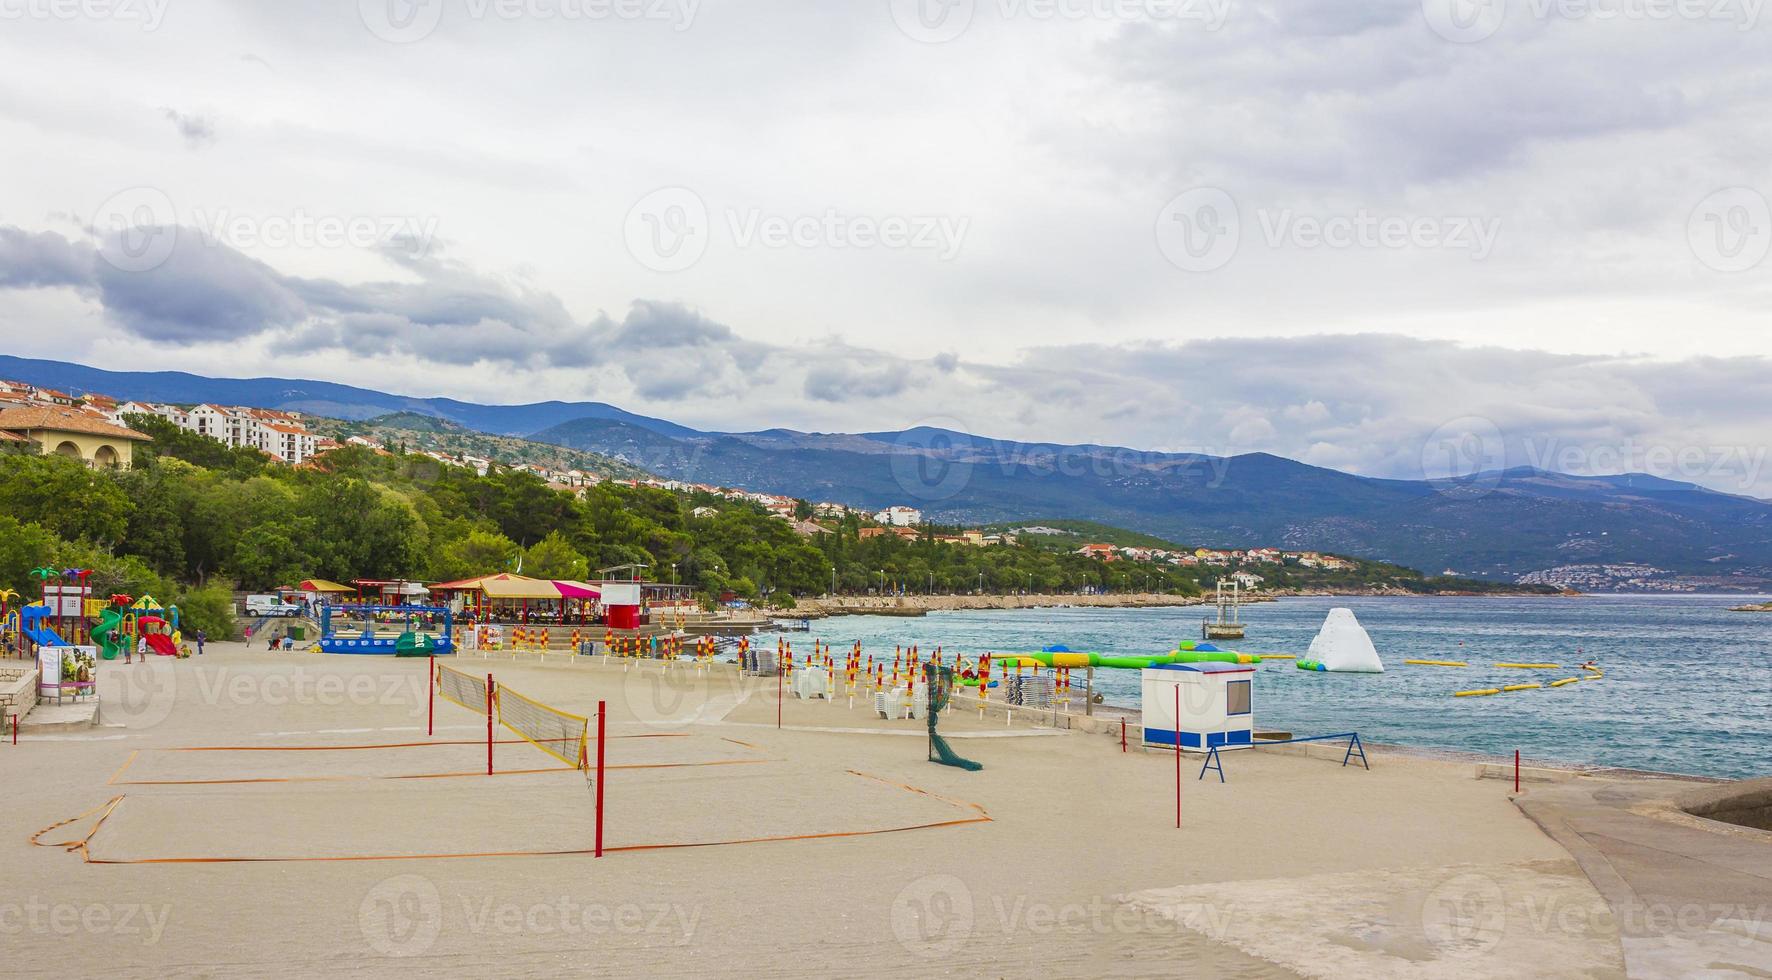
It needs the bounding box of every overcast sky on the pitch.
[1,0,1769,493]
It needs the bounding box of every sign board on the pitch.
[41,585,87,618]
[37,646,63,688]
[600,583,641,606]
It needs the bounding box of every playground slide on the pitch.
[144,633,179,657]
[20,606,66,648]
[92,610,125,659]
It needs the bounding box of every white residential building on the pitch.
[874,506,922,526]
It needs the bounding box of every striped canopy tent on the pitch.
[298,579,355,595]
[429,574,601,624]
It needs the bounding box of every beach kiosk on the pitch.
[1141,661,1255,752]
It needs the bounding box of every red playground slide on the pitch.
[144,633,179,657]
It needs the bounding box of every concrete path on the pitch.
[1516,776,1772,977]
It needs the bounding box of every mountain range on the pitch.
[7,354,1770,588]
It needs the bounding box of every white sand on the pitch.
[2,642,1626,977]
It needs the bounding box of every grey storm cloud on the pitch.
[0,227,92,290]
[160,109,218,148]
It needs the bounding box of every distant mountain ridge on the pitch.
[0,354,698,438]
[6,355,1771,587]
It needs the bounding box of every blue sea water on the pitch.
[759,595,1772,779]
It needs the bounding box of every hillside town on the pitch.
[0,377,1371,581]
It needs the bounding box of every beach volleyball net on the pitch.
[497,684,591,769]
[436,663,489,714]
[925,662,982,771]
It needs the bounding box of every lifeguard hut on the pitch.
[1141,661,1255,752]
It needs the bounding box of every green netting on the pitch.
[924,663,982,771]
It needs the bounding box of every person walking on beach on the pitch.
[136,635,148,661]
[195,629,206,655]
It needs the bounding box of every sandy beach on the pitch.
[5,643,1755,977]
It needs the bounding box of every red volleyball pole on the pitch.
[1514,749,1520,794]
[485,673,495,776]
[427,654,435,737]
[595,700,607,857]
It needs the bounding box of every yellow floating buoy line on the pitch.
[1454,688,1502,697]
[1501,683,1541,692]
[1405,659,1468,667]
[1548,677,1581,688]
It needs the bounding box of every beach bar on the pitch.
[1141,661,1255,751]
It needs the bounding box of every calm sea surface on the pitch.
[758,595,1772,779]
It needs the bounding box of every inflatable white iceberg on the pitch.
[1305,608,1385,673]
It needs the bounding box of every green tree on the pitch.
[431,528,520,581]
[522,530,588,580]
[0,453,132,544]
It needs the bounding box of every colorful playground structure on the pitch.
[2,574,189,660]
[317,602,455,656]
[91,595,184,660]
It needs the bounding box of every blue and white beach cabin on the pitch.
[1141,661,1255,752]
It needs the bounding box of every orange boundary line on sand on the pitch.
[161,734,690,753]
[110,757,772,786]
[36,770,991,865]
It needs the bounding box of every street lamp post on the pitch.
[830,566,836,597]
